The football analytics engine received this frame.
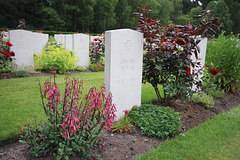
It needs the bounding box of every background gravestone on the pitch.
[190,38,208,91]
[33,32,49,54]
[73,34,89,67]
[65,34,73,50]
[9,30,34,69]
[105,29,143,118]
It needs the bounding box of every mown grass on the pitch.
[136,104,240,160]
[0,72,158,146]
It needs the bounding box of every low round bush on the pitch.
[34,41,79,73]
[128,104,182,139]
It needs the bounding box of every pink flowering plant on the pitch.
[134,5,221,102]
[0,31,15,73]
[90,35,105,65]
[19,67,116,159]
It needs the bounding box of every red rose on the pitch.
[4,52,11,57]
[168,26,173,30]
[99,39,102,42]
[94,38,98,41]
[10,51,15,56]
[124,110,129,115]
[186,67,191,76]
[150,22,154,25]
[133,106,136,110]
[0,51,3,54]
[219,70,224,74]
[92,42,94,45]
[210,68,218,75]
[176,39,185,45]
[6,41,13,46]
[95,49,99,52]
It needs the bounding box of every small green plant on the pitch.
[34,40,79,73]
[205,87,223,99]
[190,92,214,109]
[111,110,133,133]
[128,104,182,139]
[12,70,29,78]
[74,66,87,72]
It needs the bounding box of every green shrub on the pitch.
[128,104,182,139]
[205,88,223,99]
[206,32,240,93]
[34,41,79,73]
[111,115,133,133]
[190,92,214,109]
[12,70,29,78]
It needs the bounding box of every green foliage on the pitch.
[206,32,240,93]
[190,92,214,109]
[111,116,132,133]
[12,70,29,78]
[128,104,182,139]
[34,41,79,73]
[74,66,87,72]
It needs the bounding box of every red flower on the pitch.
[6,41,13,46]
[210,68,218,75]
[0,51,3,54]
[10,51,15,56]
[133,106,136,110]
[4,52,11,57]
[219,70,224,74]
[150,22,154,25]
[94,38,98,41]
[124,110,129,115]
[95,49,99,52]
[92,42,94,45]
[167,26,173,30]
[186,67,191,76]
[176,39,185,45]
[204,64,209,68]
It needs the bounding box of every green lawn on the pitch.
[136,104,240,160]
[0,71,158,145]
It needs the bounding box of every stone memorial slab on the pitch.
[105,29,143,118]
[190,38,208,91]
[33,33,49,54]
[9,29,34,68]
[65,34,73,50]
[73,34,89,67]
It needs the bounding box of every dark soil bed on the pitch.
[0,71,239,160]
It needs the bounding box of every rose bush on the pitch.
[0,31,15,73]
[134,5,221,102]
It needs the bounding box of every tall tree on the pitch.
[207,0,233,34]
[115,0,133,29]
[93,0,117,33]
[224,0,240,34]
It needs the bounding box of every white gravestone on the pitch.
[190,38,208,91]
[73,34,89,67]
[105,29,143,118]
[33,33,49,54]
[65,34,73,50]
[9,30,34,68]
[54,34,62,44]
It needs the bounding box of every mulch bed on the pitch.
[0,71,239,160]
